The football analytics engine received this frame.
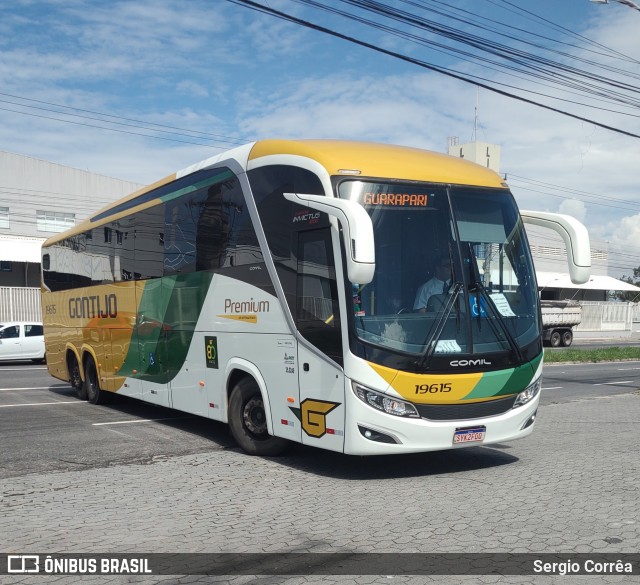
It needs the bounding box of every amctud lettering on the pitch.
[69,294,118,319]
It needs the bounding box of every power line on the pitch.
[0,92,249,145]
[227,0,640,139]
[291,1,640,116]
[0,105,231,148]
[507,174,640,212]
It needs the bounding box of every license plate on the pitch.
[453,426,486,444]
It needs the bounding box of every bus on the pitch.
[41,140,591,456]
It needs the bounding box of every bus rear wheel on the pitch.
[84,357,108,405]
[228,377,288,456]
[68,354,86,400]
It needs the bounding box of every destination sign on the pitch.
[363,192,429,207]
[338,180,440,209]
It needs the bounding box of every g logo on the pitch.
[290,399,340,438]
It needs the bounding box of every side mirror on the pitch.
[283,193,375,284]
[520,210,591,284]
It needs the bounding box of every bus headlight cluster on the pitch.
[513,376,542,408]
[352,383,420,418]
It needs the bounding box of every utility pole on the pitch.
[590,0,640,12]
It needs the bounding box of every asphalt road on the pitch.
[0,360,639,479]
[0,362,228,480]
[541,360,640,405]
[1,360,639,584]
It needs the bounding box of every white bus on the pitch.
[41,140,590,455]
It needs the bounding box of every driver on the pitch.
[413,256,451,313]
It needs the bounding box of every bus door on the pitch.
[295,228,345,453]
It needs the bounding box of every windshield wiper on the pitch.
[416,281,463,370]
[466,242,524,363]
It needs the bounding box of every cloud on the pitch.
[176,81,209,99]
[558,199,587,224]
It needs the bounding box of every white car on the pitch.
[0,322,46,363]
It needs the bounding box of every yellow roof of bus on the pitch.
[249,139,506,188]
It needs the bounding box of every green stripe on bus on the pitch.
[117,271,214,384]
[464,353,542,399]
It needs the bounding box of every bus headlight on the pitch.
[513,376,542,408]
[352,383,420,418]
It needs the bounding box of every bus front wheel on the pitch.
[228,377,288,456]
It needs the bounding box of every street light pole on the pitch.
[590,0,640,11]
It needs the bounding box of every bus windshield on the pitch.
[338,180,540,368]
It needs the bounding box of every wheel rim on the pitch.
[242,396,267,438]
[71,363,81,389]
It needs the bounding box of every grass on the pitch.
[544,346,640,363]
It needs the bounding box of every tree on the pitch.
[613,266,640,302]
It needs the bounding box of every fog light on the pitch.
[521,410,537,430]
[358,425,399,444]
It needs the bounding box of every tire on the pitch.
[561,329,573,347]
[84,357,107,405]
[549,330,561,348]
[69,354,87,400]
[228,377,288,456]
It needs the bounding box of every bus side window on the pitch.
[296,228,343,364]
[135,206,165,279]
[249,164,326,315]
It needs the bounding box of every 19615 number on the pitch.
[415,383,452,394]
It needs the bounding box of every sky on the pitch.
[1,0,640,278]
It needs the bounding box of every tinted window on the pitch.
[136,206,164,279]
[0,325,19,339]
[43,167,270,293]
[42,238,91,291]
[249,165,327,315]
[249,165,342,363]
[25,324,43,337]
[297,229,342,363]
[164,172,263,276]
[113,216,136,281]
[87,228,114,285]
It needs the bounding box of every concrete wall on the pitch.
[0,151,144,239]
[0,151,145,289]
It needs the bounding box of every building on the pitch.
[527,227,640,301]
[0,151,144,321]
